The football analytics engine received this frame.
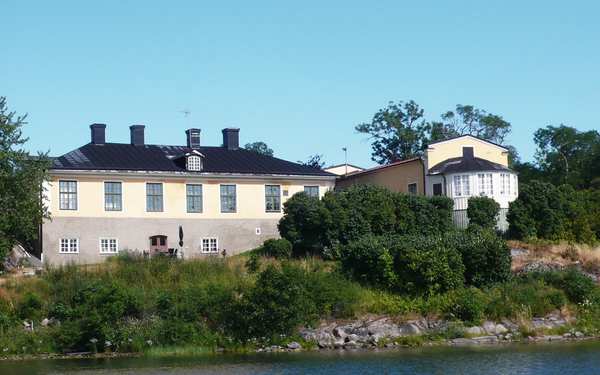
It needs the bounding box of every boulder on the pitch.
[287,342,301,350]
[494,324,508,334]
[465,326,484,336]
[482,321,497,334]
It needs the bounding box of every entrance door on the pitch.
[149,235,168,253]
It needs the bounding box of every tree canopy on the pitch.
[299,154,325,169]
[0,97,49,262]
[356,100,514,165]
[243,141,274,157]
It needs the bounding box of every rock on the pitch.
[41,318,51,327]
[495,324,508,334]
[345,334,360,343]
[344,341,359,349]
[545,335,564,342]
[450,338,477,345]
[465,326,484,336]
[399,323,421,336]
[332,326,347,339]
[367,319,403,340]
[563,333,572,338]
[482,321,497,334]
[473,335,499,344]
[316,332,335,348]
[287,342,301,350]
[575,331,584,338]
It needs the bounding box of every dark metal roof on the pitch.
[429,156,512,175]
[51,143,334,177]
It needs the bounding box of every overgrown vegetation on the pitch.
[508,181,600,243]
[467,196,500,230]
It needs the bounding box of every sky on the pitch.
[2,1,599,168]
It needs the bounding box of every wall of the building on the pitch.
[425,136,509,169]
[335,160,425,195]
[43,173,334,265]
[324,165,364,176]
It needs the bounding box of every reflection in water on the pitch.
[2,341,600,375]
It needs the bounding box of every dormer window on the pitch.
[187,155,202,171]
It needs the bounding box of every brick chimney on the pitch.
[90,123,106,145]
[130,125,145,146]
[222,128,240,150]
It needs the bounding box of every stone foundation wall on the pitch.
[42,217,280,266]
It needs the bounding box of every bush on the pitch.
[467,196,500,229]
[278,192,331,256]
[448,228,511,287]
[508,180,599,243]
[529,268,598,304]
[339,235,396,288]
[391,235,465,296]
[261,238,292,259]
[16,292,43,321]
[486,279,567,319]
[446,287,487,325]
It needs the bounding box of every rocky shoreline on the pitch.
[259,314,593,353]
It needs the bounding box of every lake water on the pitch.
[2,342,600,375]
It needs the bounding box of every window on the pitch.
[513,175,518,195]
[186,155,202,171]
[265,185,281,212]
[453,175,471,197]
[500,173,509,195]
[186,184,203,213]
[304,186,319,198]
[99,238,118,254]
[104,182,122,211]
[59,238,79,254]
[433,183,443,196]
[220,185,236,213]
[478,173,493,196]
[407,183,418,195]
[201,237,218,253]
[59,180,77,210]
[146,183,163,212]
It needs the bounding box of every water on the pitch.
[2,342,600,375]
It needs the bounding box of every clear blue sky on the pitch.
[3,1,599,168]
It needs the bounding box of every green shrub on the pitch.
[446,287,487,325]
[278,192,331,256]
[486,280,567,319]
[529,268,598,304]
[467,196,500,229]
[261,238,292,258]
[448,228,511,287]
[391,235,465,296]
[508,180,599,243]
[340,235,396,288]
[16,292,43,321]
[227,264,317,341]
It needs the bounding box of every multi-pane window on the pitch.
[453,175,470,196]
[104,182,122,211]
[99,238,118,254]
[201,238,218,253]
[513,175,518,195]
[220,185,236,213]
[407,183,418,195]
[478,173,494,196]
[304,186,319,198]
[500,173,510,195]
[265,185,281,212]
[186,184,203,213]
[59,180,78,210]
[186,156,202,171]
[59,238,79,253]
[146,183,163,212]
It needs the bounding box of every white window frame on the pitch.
[303,185,320,198]
[201,237,219,253]
[453,175,471,197]
[186,155,202,171]
[59,238,79,254]
[99,237,119,254]
[58,180,79,211]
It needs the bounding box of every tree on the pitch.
[533,125,600,188]
[0,97,49,262]
[440,105,511,145]
[244,141,274,157]
[299,154,325,169]
[356,100,429,164]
